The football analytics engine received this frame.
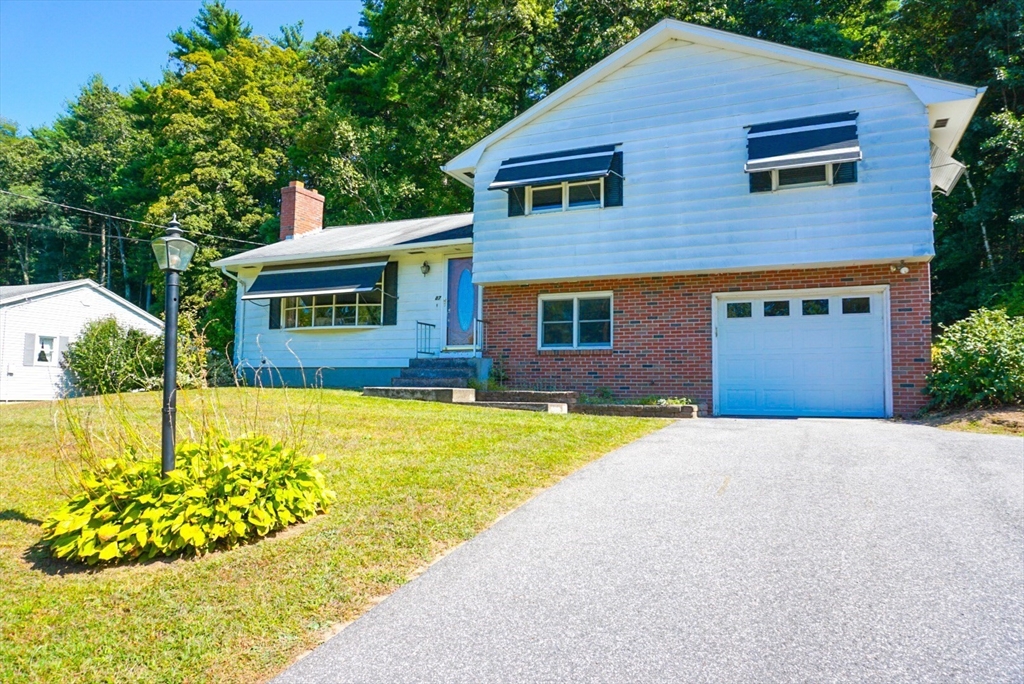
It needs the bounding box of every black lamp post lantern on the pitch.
[152,216,197,476]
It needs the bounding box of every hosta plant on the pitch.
[42,436,336,565]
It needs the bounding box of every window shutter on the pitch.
[383,261,398,325]
[23,333,35,366]
[833,162,858,185]
[268,299,281,329]
[604,152,624,207]
[58,336,70,365]
[508,187,526,217]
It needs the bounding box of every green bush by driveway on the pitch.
[927,308,1024,409]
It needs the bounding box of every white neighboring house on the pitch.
[0,279,164,401]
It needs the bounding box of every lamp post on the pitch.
[151,216,197,476]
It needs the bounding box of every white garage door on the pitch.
[714,288,889,417]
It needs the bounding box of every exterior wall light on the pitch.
[151,216,197,476]
[421,261,431,275]
[890,261,910,275]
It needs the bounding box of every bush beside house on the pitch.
[61,315,209,395]
[927,308,1024,409]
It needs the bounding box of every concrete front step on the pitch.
[472,401,568,414]
[408,357,478,369]
[398,367,476,380]
[364,387,476,403]
[391,376,471,388]
[476,390,580,405]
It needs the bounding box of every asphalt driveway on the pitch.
[275,418,1024,683]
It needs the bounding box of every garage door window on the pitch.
[764,301,790,317]
[726,302,752,318]
[842,297,871,314]
[802,299,829,315]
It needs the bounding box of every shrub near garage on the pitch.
[41,436,336,565]
[927,308,1024,409]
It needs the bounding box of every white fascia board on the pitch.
[213,238,473,271]
[443,18,983,177]
[0,279,163,328]
[86,283,165,329]
[0,280,87,308]
[471,255,934,287]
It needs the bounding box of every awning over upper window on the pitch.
[242,262,387,300]
[746,112,861,173]
[488,144,619,190]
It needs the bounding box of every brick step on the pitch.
[408,357,478,369]
[398,367,475,380]
[471,401,568,414]
[390,376,471,388]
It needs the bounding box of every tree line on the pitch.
[1,0,1020,355]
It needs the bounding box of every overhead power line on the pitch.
[0,219,151,243]
[0,189,265,246]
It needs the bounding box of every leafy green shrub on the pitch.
[927,308,1024,409]
[62,315,209,396]
[41,436,336,565]
[62,317,163,395]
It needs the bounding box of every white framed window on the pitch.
[36,336,57,365]
[750,162,857,193]
[538,292,613,349]
[526,179,603,214]
[281,271,385,329]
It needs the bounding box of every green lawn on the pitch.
[0,388,665,683]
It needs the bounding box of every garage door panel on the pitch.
[763,390,795,410]
[724,389,757,411]
[723,357,757,381]
[716,289,887,417]
[763,357,795,381]
[763,329,795,350]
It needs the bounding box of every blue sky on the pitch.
[0,0,365,132]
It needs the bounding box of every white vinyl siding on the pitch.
[0,286,162,402]
[471,39,934,285]
[234,251,468,370]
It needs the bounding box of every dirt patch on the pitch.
[914,407,1024,436]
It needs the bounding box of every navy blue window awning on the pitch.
[242,262,387,300]
[488,144,620,190]
[746,112,861,173]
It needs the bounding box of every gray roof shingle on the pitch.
[213,213,473,269]
[0,279,93,305]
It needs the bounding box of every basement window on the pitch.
[538,293,612,349]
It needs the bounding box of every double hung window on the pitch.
[539,293,612,349]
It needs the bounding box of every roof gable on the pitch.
[0,278,163,328]
[443,19,983,184]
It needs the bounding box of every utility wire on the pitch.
[0,189,266,246]
[0,219,253,256]
[0,219,151,243]
[0,189,165,229]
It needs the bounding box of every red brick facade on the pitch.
[280,181,324,240]
[481,262,932,417]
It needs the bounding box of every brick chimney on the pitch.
[279,181,324,240]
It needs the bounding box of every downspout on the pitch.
[220,266,245,368]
